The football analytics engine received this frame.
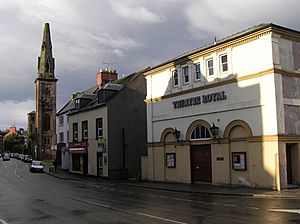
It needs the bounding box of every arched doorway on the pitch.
[187,120,213,183]
[224,120,252,186]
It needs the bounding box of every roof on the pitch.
[145,23,300,73]
[57,85,98,115]
[67,68,148,116]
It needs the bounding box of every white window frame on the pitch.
[96,118,103,139]
[59,115,64,126]
[194,62,201,81]
[59,132,64,143]
[182,65,189,84]
[207,58,214,76]
[74,131,78,141]
[190,125,212,140]
[220,54,228,73]
[83,129,88,139]
[172,69,179,87]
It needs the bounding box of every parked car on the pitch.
[2,153,10,161]
[29,160,44,173]
[24,155,32,163]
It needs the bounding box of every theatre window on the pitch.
[166,153,176,168]
[232,152,247,171]
[191,125,211,140]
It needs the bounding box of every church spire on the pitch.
[37,23,55,79]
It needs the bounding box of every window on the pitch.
[207,58,214,76]
[182,66,189,84]
[96,118,103,139]
[75,99,80,109]
[172,69,179,87]
[73,123,78,142]
[82,120,88,140]
[194,63,201,81]
[190,125,211,140]
[59,115,64,126]
[220,54,228,73]
[59,132,64,143]
[43,114,51,131]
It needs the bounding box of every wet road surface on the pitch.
[1,159,300,223]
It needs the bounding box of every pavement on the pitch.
[44,164,300,199]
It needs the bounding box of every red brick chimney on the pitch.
[97,68,118,86]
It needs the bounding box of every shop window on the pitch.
[190,125,211,140]
[232,152,247,170]
[172,69,179,87]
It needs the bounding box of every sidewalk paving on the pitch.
[44,165,300,199]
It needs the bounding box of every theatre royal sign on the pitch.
[172,91,227,109]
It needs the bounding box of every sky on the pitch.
[0,0,299,131]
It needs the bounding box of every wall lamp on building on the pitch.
[173,128,181,142]
[210,122,220,143]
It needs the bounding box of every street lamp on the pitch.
[173,128,181,141]
[210,122,220,143]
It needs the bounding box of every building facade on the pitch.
[33,23,58,160]
[142,24,300,190]
[68,69,147,179]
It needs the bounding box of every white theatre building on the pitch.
[142,23,300,190]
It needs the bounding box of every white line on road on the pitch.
[137,213,188,224]
[0,219,9,224]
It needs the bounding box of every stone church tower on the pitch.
[35,23,57,160]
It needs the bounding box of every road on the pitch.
[0,159,300,224]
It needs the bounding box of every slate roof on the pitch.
[65,68,149,116]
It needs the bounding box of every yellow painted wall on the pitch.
[165,145,191,183]
[211,143,230,184]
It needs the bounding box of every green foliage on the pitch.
[4,133,25,153]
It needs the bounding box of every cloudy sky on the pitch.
[0,0,299,130]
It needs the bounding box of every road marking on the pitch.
[137,213,187,224]
[0,219,9,224]
[267,209,300,214]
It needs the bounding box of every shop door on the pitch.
[97,152,103,177]
[286,144,293,185]
[83,153,88,175]
[191,145,212,183]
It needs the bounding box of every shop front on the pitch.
[69,141,88,175]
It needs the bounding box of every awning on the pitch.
[69,148,87,154]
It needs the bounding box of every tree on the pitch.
[4,133,25,153]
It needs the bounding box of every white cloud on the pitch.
[0,100,35,130]
[112,49,125,58]
[109,1,165,23]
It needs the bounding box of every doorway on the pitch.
[191,145,212,183]
[97,152,103,177]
